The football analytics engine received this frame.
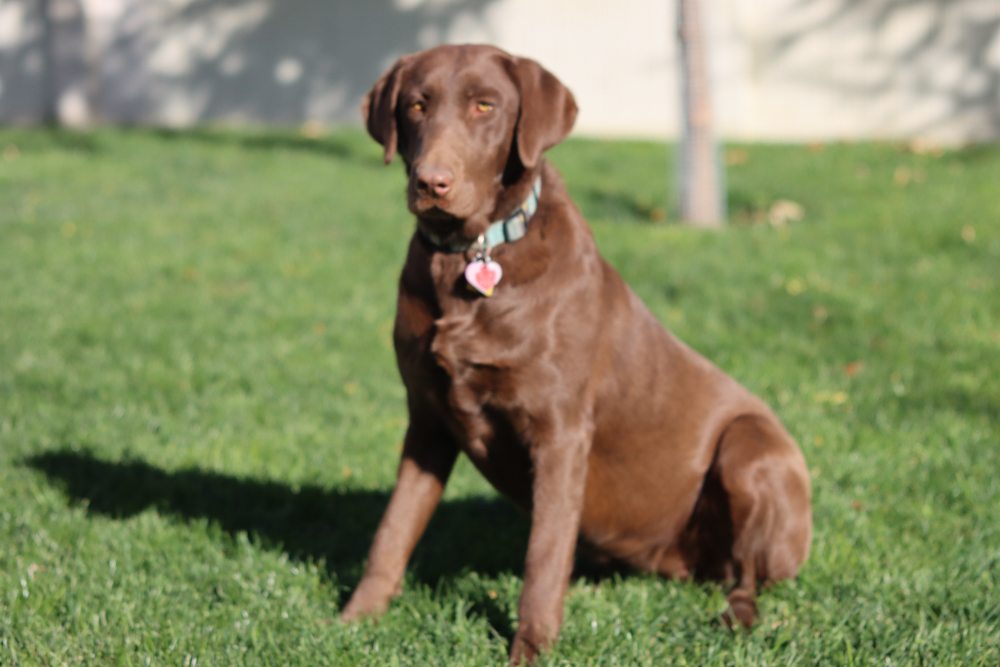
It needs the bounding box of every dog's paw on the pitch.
[509,622,554,666]
[510,634,542,667]
[339,601,381,623]
[722,589,757,629]
[339,584,392,623]
[508,637,538,667]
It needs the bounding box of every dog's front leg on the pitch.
[510,426,590,665]
[340,418,458,621]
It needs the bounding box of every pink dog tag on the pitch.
[465,259,503,297]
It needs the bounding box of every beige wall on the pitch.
[1,0,998,141]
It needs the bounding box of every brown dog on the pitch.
[340,44,812,664]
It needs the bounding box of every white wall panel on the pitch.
[0,0,997,140]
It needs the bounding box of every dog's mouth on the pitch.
[405,171,495,240]
[407,183,482,223]
[410,197,459,220]
[411,199,492,242]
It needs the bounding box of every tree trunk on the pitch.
[677,0,723,226]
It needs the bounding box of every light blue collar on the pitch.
[419,175,542,253]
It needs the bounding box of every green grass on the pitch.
[0,126,998,666]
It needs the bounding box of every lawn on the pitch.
[0,126,998,666]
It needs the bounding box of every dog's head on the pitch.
[363,44,577,239]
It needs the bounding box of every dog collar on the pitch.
[418,175,542,253]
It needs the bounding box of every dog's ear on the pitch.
[507,56,578,170]
[362,55,413,165]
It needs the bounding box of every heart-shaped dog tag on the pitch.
[465,259,503,297]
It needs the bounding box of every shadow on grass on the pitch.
[146,128,384,167]
[25,449,530,592]
[949,143,1000,164]
[726,188,773,226]
[0,128,103,154]
[574,187,667,224]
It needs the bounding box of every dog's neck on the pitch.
[418,175,542,253]
[415,167,543,253]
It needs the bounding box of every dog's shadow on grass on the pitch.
[25,450,530,609]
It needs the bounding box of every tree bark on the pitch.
[677,0,723,226]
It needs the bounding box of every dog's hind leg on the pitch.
[711,414,812,628]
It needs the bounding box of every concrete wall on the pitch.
[1,0,998,141]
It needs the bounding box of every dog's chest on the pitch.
[423,308,536,497]
[429,310,522,432]
[395,255,545,504]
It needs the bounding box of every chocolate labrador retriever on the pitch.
[341,44,812,664]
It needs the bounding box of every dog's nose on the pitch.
[415,167,453,198]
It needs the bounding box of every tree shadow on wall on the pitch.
[0,0,89,122]
[100,0,503,125]
[766,0,1000,138]
[24,449,530,592]
[1,0,503,125]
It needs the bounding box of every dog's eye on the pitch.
[411,101,425,112]
[475,102,494,113]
